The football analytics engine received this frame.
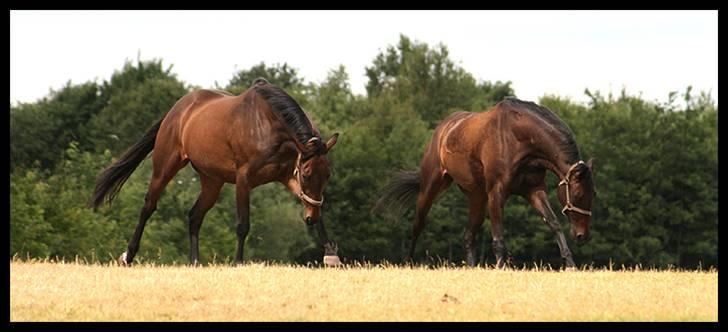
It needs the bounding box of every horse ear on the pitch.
[586,158,595,173]
[575,158,595,181]
[326,133,339,152]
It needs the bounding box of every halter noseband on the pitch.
[293,137,324,207]
[558,160,592,216]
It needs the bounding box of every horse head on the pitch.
[295,134,339,225]
[557,158,597,245]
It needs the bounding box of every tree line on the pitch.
[10,35,717,268]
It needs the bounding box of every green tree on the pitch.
[9,41,717,269]
[222,62,306,95]
[11,143,125,261]
[86,59,188,155]
[11,82,106,170]
[365,34,513,127]
[306,65,356,135]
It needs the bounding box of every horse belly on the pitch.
[181,123,239,183]
[186,149,238,183]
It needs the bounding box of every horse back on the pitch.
[418,112,477,186]
[155,88,275,183]
[158,89,239,148]
[430,106,517,191]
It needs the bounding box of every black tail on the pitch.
[88,118,163,209]
[372,170,421,221]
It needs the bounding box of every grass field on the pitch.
[9,260,717,322]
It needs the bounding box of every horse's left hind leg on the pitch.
[122,155,187,265]
[409,173,452,264]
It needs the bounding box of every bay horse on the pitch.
[376,97,596,268]
[89,78,340,266]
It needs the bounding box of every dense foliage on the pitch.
[10,36,717,268]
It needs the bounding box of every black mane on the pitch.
[252,79,323,154]
[503,97,580,163]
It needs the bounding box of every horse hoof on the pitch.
[323,255,342,267]
[118,252,130,266]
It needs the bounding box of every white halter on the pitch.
[293,137,324,207]
[558,160,592,216]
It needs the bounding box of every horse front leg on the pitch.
[234,181,251,266]
[488,186,512,269]
[309,218,341,266]
[528,189,576,269]
[187,176,223,266]
[464,191,486,267]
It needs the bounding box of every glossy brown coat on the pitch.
[90,79,339,265]
[377,98,596,268]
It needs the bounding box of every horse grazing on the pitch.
[375,97,596,268]
[90,78,340,266]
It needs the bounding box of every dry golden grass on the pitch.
[10,260,717,322]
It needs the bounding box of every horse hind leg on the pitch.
[120,153,187,265]
[408,173,452,264]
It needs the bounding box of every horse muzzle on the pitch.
[574,232,591,245]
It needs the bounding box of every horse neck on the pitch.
[529,130,580,180]
[282,126,322,171]
[264,118,303,178]
[270,118,316,159]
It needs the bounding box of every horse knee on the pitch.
[412,224,424,237]
[142,193,158,214]
[412,215,427,236]
[236,222,250,238]
[545,217,562,232]
[463,229,477,248]
[187,204,201,222]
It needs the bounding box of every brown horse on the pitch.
[376,98,596,268]
[90,78,340,266]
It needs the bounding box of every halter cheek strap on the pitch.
[293,138,324,207]
[558,160,592,216]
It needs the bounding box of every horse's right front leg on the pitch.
[464,191,486,267]
[234,181,251,265]
[527,189,576,269]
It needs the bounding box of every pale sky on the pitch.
[10,10,718,107]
